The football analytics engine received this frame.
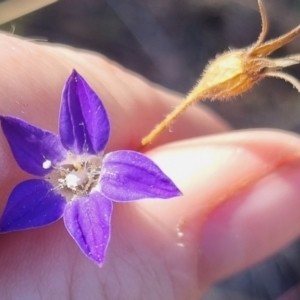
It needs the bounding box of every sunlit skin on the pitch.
[141,0,300,148]
[2,5,300,298]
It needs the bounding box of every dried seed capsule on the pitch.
[141,0,300,148]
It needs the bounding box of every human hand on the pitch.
[1,33,300,300]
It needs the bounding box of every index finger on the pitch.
[0,33,229,151]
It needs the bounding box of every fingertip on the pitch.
[200,161,300,283]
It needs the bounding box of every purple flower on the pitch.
[0,70,181,266]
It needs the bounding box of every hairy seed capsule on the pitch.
[192,51,269,100]
[141,0,300,148]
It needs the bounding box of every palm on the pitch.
[0,203,200,299]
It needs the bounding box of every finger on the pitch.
[200,160,300,283]
[140,129,300,292]
[0,33,228,151]
[0,33,228,210]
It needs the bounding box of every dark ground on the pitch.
[2,0,300,299]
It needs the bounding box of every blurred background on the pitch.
[1,0,300,299]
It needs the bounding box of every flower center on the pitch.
[45,153,102,201]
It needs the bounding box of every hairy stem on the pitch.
[141,92,203,148]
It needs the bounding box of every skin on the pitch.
[1,33,300,300]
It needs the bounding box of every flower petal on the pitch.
[0,179,66,233]
[63,192,112,266]
[59,70,110,155]
[100,150,182,201]
[1,116,66,176]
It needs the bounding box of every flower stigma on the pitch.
[46,152,103,201]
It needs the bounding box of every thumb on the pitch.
[142,129,300,292]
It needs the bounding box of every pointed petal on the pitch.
[100,150,182,201]
[1,116,66,176]
[0,179,66,233]
[64,192,112,266]
[59,70,110,155]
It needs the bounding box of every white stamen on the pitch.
[43,160,52,169]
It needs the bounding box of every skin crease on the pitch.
[1,34,300,300]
